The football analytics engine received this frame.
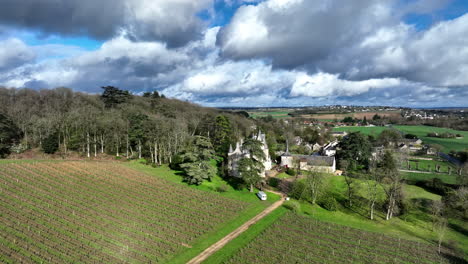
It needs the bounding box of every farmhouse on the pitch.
[228,131,272,178]
[321,141,339,157]
[280,152,336,174]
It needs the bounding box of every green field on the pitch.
[400,158,458,184]
[248,111,291,119]
[0,161,279,263]
[402,171,457,185]
[334,125,468,152]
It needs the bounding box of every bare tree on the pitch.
[367,158,383,220]
[379,151,403,220]
[434,217,448,254]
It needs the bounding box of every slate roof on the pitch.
[290,155,335,166]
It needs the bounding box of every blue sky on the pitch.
[0,0,467,107]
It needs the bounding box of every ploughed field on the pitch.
[224,212,459,264]
[0,161,249,263]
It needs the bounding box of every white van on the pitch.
[257,191,267,201]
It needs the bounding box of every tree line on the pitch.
[0,87,253,167]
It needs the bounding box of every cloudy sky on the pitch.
[0,0,468,107]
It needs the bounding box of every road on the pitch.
[187,194,285,264]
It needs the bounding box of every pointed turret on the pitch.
[284,140,291,156]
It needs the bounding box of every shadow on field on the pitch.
[440,252,468,264]
[448,222,468,237]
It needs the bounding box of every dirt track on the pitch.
[187,195,285,264]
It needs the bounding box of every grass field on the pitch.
[248,110,291,119]
[301,110,401,121]
[395,125,468,153]
[222,212,461,264]
[401,171,457,185]
[0,161,278,263]
[333,125,468,152]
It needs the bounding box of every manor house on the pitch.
[228,131,272,178]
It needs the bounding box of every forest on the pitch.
[0,87,254,163]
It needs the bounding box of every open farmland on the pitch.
[248,110,291,119]
[301,110,401,121]
[333,125,468,152]
[224,212,462,264]
[395,125,468,152]
[0,161,252,263]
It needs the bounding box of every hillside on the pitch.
[0,87,253,161]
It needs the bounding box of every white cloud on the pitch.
[0,38,35,71]
[290,72,402,97]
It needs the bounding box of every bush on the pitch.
[285,168,296,176]
[289,181,305,200]
[283,200,301,213]
[405,134,418,139]
[216,184,229,193]
[42,133,59,154]
[318,196,338,211]
[268,177,280,188]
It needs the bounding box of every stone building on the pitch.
[227,131,272,178]
[280,144,336,174]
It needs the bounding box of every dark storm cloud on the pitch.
[217,0,395,68]
[0,0,212,47]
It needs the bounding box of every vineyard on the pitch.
[0,161,250,263]
[224,212,462,264]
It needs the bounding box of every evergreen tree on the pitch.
[337,132,372,170]
[238,138,266,192]
[42,132,59,154]
[0,113,22,158]
[213,115,233,156]
[179,136,216,185]
[100,86,131,108]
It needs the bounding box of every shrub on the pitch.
[289,181,305,200]
[216,184,229,193]
[318,196,338,211]
[268,177,280,188]
[283,200,301,213]
[42,133,59,154]
[405,134,418,139]
[285,168,296,176]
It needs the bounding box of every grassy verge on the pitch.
[125,161,282,263]
[203,206,288,264]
